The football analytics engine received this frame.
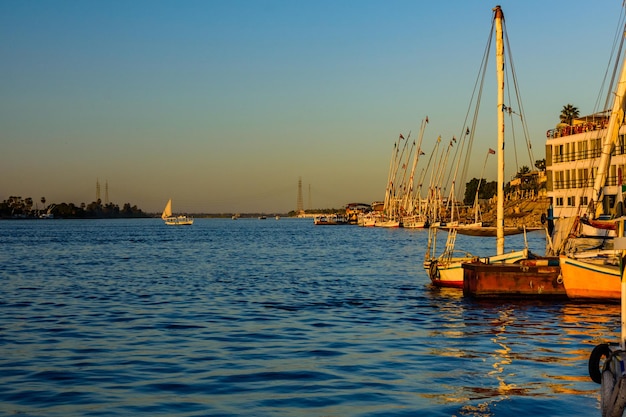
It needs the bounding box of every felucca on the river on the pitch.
[161,199,194,226]
[429,5,554,292]
[459,6,563,299]
[369,117,430,228]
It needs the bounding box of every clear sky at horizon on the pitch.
[1,0,623,213]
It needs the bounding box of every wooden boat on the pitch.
[447,225,538,237]
[314,214,349,225]
[374,217,400,228]
[402,214,429,229]
[559,254,620,301]
[433,6,544,291]
[161,199,194,226]
[357,213,377,227]
[579,215,617,231]
[460,6,560,298]
[463,257,565,299]
[431,247,528,288]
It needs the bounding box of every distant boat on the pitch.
[402,214,429,229]
[357,213,377,227]
[39,204,55,219]
[161,199,194,226]
[314,214,349,225]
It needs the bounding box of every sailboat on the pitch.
[454,6,563,298]
[401,117,430,228]
[430,6,543,290]
[161,199,194,226]
[447,148,533,236]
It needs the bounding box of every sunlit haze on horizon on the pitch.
[0,0,621,213]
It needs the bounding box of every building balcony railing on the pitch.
[552,145,626,164]
[546,121,607,139]
[553,176,620,190]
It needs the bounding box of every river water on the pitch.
[0,218,615,416]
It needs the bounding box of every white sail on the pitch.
[162,199,173,219]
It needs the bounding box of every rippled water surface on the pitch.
[0,218,617,416]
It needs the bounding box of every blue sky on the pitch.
[0,0,622,213]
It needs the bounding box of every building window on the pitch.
[580,196,588,207]
[555,144,563,163]
[610,165,617,186]
[567,196,575,206]
[556,197,564,206]
[593,138,602,157]
[578,140,588,160]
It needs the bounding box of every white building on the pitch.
[545,111,626,219]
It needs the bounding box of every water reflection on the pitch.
[0,219,615,416]
[418,291,619,414]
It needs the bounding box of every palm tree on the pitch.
[560,104,580,125]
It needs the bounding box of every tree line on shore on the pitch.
[3,161,545,220]
[0,196,149,219]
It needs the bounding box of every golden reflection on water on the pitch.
[559,303,620,344]
[420,298,620,414]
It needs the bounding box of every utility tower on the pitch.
[297,177,305,216]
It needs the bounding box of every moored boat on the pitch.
[432,247,528,288]
[314,214,349,225]
[559,254,620,301]
[357,212,377,227]
[443,225,533,237]
[463,257,565,299]
[402,214,429,229]
[458,6,559,297]
[374,217,400,228]
[433,6,547,291]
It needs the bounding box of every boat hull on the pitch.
[444,226,541,236]
[402,215,428,229]
[429,258,472,288]
[430,249,528,288]
[462,258,565,299]
[314,214,349,225]
[375,220,400,228]
[164,216,194,226]
[559,255,621,301]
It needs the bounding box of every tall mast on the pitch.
[403,118,427,211]
[494,5,505,255]
[592,28,626,218]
